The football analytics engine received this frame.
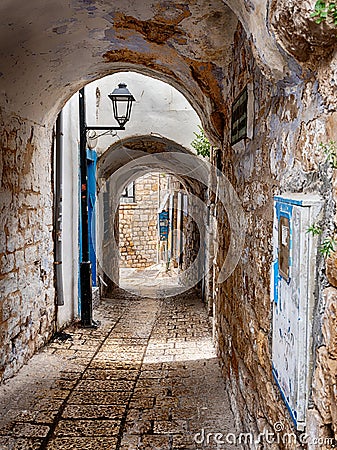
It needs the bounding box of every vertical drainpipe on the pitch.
[55,112,64,306]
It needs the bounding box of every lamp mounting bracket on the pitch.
[85,126,125,131]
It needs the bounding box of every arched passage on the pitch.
[96,135,210,298]
[116,171,191,296]
[1,0,337,446]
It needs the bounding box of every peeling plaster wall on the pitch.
[0,0,240,145]
[270,0,337,66]
[213,22,337,447]
[0,112,55,383]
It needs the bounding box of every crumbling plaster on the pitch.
[210,18,337,447]
[0,0,237,145]
[0,0,308,146]
[270,0,337,65]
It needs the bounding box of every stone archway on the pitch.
[96,135,210,298]
[0,0,304,144]
[1,0,337,446]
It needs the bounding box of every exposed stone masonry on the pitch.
[212,20,337,448]
[119,174,159,269]
[310,171,337,441]
[0,113,55,383]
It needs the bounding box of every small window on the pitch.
[120,182,135,204]
[231,87,248,145]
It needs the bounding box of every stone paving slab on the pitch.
[0,289,240,449]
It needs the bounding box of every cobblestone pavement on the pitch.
[119,265,183,298]
[0,290,239,450]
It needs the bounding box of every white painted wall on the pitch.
[58,95,80,327]
[84,72,200,154]
[59,72,201,326]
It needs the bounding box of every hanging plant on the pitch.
[319,236,337,258]
[307,223,323,236]
[311,1,337,25]
[191,126,211,158]
[307,224,336,258]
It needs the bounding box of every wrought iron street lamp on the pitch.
[79,83,136,328]
[109,83,136,128]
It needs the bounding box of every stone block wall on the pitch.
[179,198,202,288]
[119,173,159,268]
[0,112,55,383]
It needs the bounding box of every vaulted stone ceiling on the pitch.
[97,135,206,200]
[0,0,327,143]
[98,135,196,181]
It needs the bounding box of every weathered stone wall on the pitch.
[176,178,205,292]
[204,174,216,316]
[309,50,337,448]
[213,21,337,447]
[0,112,55,383]
[119,173,159,268]
[309,168,337,445]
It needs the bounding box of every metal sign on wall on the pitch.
[159,210,169,241]
[271,193,322,431]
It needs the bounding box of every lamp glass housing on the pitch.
[108,83,136,127]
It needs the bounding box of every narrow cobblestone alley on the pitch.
[0,290,238,450]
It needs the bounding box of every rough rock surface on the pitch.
[270,0,337,64]
[0,112,55,382]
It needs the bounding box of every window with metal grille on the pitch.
[120,182,135,203]
[231,86,248,145]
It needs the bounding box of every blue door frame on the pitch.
[78,148,97,314]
